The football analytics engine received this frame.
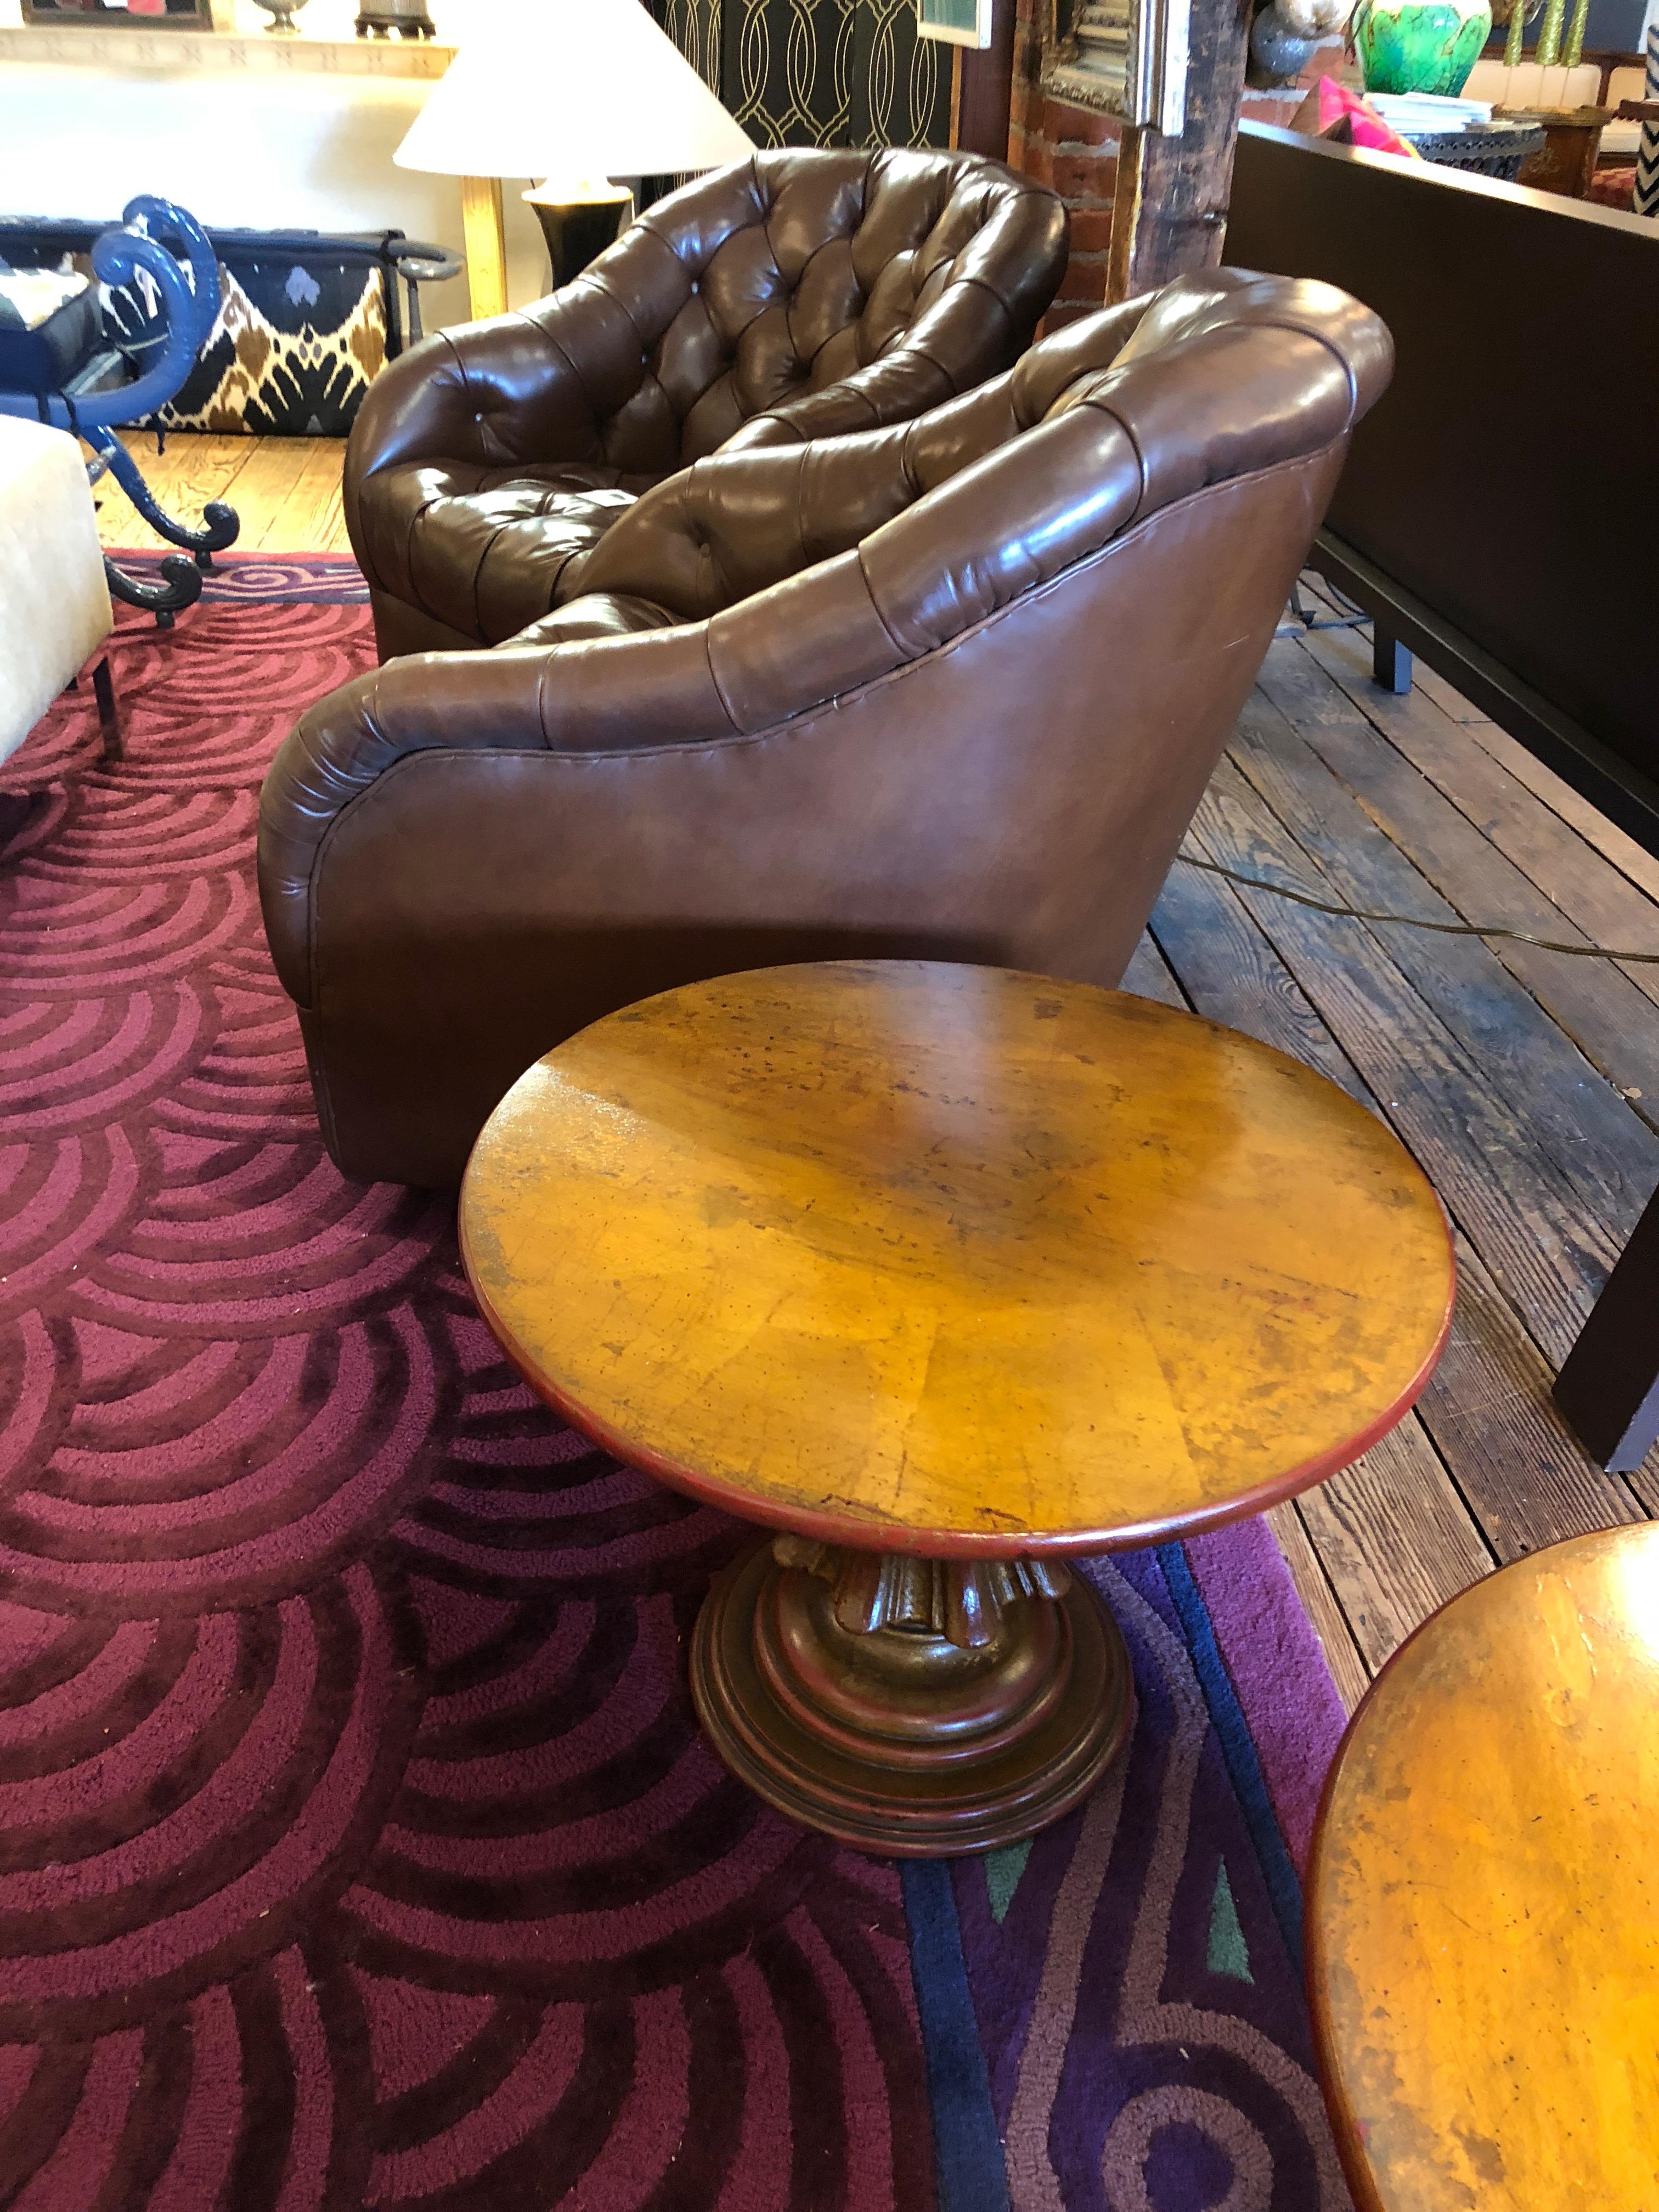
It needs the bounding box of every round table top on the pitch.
[1309,1522,1659,2212]
[459,962,1453,1556]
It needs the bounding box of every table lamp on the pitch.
[394,0,756,320]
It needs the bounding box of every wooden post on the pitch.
[460,174,509,320]
[955,0,1019,160]
[1107,0,1251,301]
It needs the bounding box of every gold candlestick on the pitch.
[1535,0,1566,67]
[1504,0,1526,69]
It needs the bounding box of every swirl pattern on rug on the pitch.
[1,597,933,2211]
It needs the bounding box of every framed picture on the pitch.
[21,0,223,25]
[915,0,995,49]
[1041,0,1190,132]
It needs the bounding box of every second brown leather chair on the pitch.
[262,269,1393,1187]
[347,148,1067,661]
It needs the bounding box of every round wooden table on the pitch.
[1308,1522,1659,2211]
[460,962,1454,1855]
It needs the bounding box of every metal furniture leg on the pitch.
[1554,1184,1659,1471]
[89,432,239,567]
[103,551,204,630]
[1373,628,1414,694]
[92,656,121,762]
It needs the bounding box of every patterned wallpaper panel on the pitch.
[652,0,951,150]
[656,0,724,92]
[848,0,953,148]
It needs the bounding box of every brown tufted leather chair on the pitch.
[346,148,1067,661]
[262,269,1392,1187]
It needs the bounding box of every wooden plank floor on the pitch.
[1141,601,1659,1711]
[97,429,351,555]
[106,435,1659,1714]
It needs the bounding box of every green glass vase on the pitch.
[1353,0,1493,94]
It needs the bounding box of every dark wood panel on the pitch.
[955,0,1015,159]
[1108,0,1251,300]
[1226,123,1659,843]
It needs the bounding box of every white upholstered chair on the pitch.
[0,416,115,771]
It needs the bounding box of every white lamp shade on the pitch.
[394,0,757,185]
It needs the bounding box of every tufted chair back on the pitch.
[546,268,1373,627]
[592,147,1067,467]
[342,148,1066,661]
[416,149,1064,479]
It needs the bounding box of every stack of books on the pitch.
[1367,91,1495,134]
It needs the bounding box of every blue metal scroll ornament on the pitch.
[0,196,240,624]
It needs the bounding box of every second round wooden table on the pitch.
[460,961,1454,1855]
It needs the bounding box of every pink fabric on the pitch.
[1317,75,1423,159]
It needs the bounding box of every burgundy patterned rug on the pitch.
[0,562,1353,2211]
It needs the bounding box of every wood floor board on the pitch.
[1273,675,1659,1130]
[1152,813,1644,1633]
[1267,1500,1372,1712]
[1291,1419,1494,1675]
[1237,657,1659,1243]
[1293,567,1659,937]
[1151,854,1372,1108]
[98,431,253,555]
[1460,715,1659,909]
[324,499,356,556]
[1290,574,1488,730]
[95,430,350,557]
[235,439,334,553]
[1188,764,1620,1368]
[1296,620,1659,1031]
[260,440,351,555]
[1402,657,1490,727]
[1418,1232,1647,1557]
[1616,1458,1659,1521]
[1119,929,1189,1009]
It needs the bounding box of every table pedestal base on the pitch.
[690,1536,1134,1856]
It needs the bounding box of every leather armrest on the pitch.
[343,221,701,541]
[721,346,957,450]
[344,318,562,543]
[574,433,921,621]
[258,621,734,1006]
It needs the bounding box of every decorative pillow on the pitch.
[0,267,91,332]
[0,224,408,436]
[119,258,389,437]
[0,269,101,398]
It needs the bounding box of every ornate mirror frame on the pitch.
[1040,0,1192,134]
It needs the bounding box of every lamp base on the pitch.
[354,0,435,32]
[527,191,633,292]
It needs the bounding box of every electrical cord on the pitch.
[1173,853,1659,964]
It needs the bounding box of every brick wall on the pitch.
[1009,0,1120,323]
[1008,0,1353,319]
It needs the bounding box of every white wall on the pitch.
[0,6,550,324]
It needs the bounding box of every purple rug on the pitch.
[0,565,1354,2209]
